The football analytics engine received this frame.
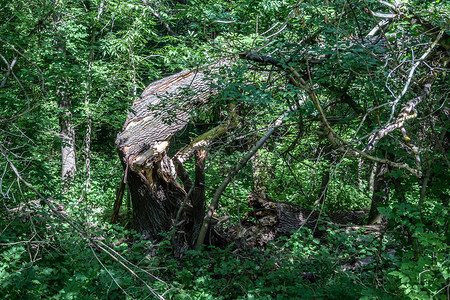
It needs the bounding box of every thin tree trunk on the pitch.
[316,143,333,205]
[111,179,126,224]
[54,13,76,188]
[317,168,330,205]
[358,158,364,190]
[58,82,77,185]
[84,119,92,191]
[367,163,390,225]
[369,162,376,193]
[84,2,104,194]
[126,183,131,211]
[190,149,207,246]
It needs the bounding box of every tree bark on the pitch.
[83,2,104,195]
[111,179,125,224]
[232,192,366,247]
[58,80,77,186]
[53,13,76,187]
[316,143,334,205]
[367,163,390,225]
[190,149,207,246]
[116,62,229,240]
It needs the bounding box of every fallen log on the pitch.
[223,192,369,247]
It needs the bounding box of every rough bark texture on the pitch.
[248,192,319,234]
[190,149,207,246]
[367,163,390,225]
[53,13,77,186]
[116,62,227,240]
[58,82,77,184]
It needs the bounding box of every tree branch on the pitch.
[194,109,293,250]
[239,52,424,176]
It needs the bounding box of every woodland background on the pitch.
[0,0,449,299]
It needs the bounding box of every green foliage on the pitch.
[0,208,173,299]
[155,228,391,299]
[1,0,448,299]
[379,199,449,299]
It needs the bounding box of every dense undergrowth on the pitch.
[1,193,448,299]
[0,211,384,299]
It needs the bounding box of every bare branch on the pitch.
[387,29,444,122]
[371,11,396,19]
[195,108,293,250]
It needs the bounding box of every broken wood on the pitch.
[195,108,293,250]
[111,179,126,224]
[224,192,368,247]
[115,61,232,241]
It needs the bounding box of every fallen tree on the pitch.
[114,63,224,244]
[113,1,449,250]
[114,60,299,249]
[222,191,369,248]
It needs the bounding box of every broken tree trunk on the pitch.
[226,192,366,247]
[190,149,207,246]
[115,62,231,241]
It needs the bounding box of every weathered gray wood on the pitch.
[115,61,228,239]
[117,69,208,164]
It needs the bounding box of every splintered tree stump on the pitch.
[115,62,230,241]
[116,68,209,239]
